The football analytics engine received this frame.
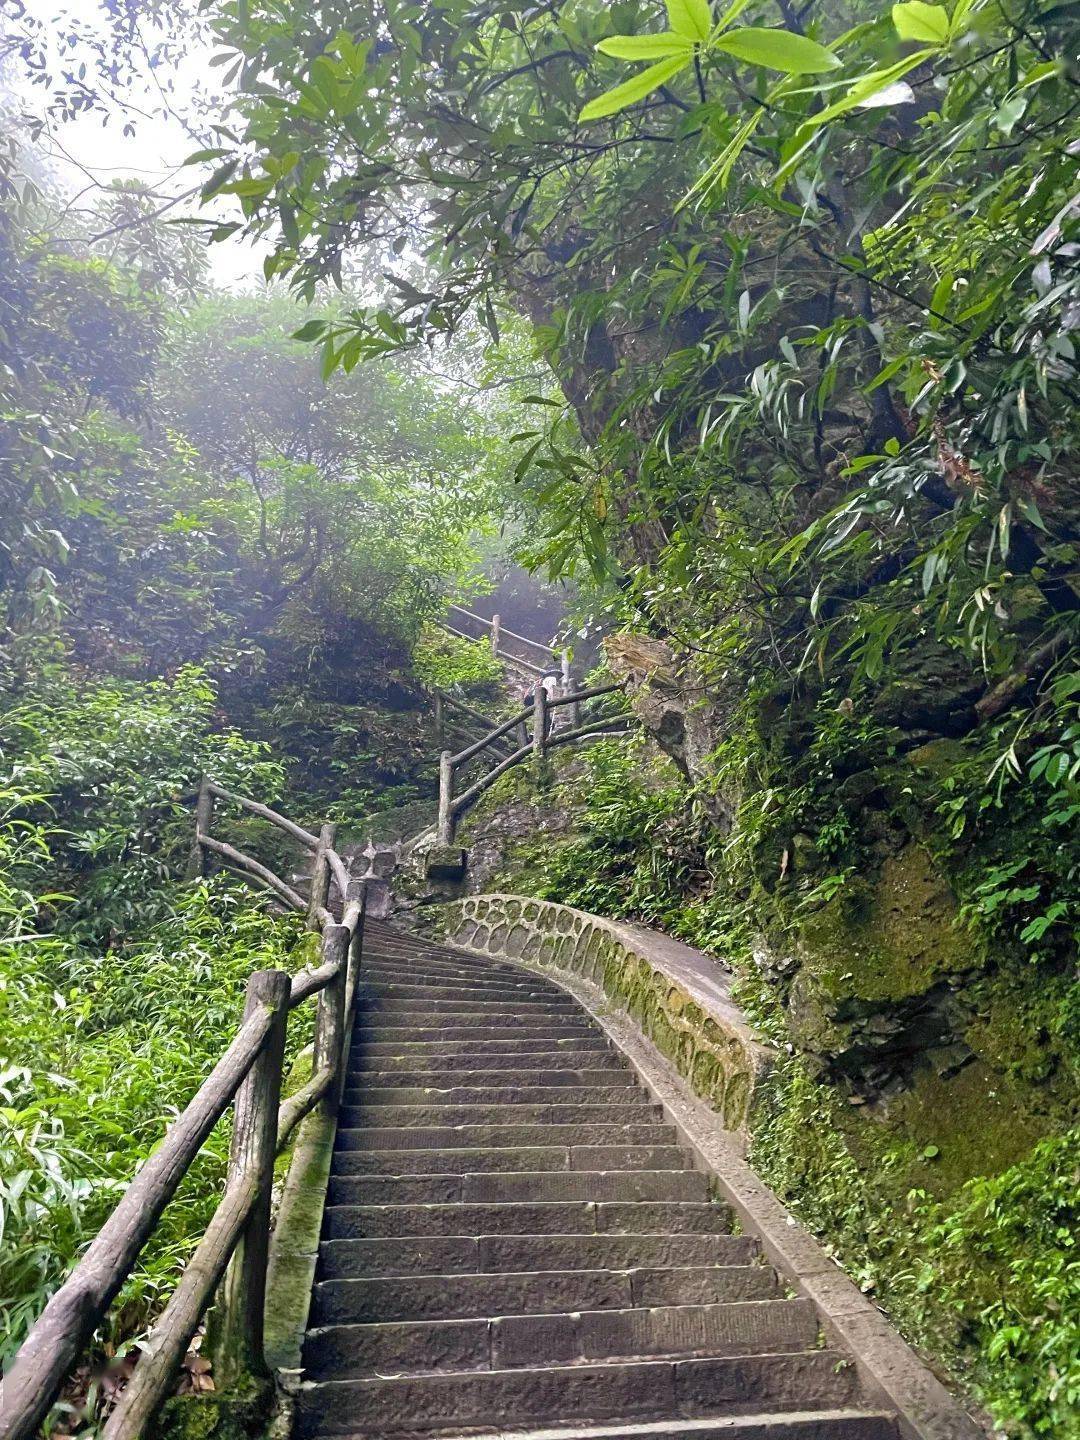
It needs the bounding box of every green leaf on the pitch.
[597,34,696,60]
[666,0,713,43]
[291,319,328,341]
[713,26,840,73]
[892,1,950,43]
[579,55,692,121]
[201,159,239,200]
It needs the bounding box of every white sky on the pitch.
[6,0,265,286]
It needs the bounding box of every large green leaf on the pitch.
[665,0,713,43]
[597,33,696,60]
[892,1,950,43]
[579,54,692,121]
[713,26,840,73]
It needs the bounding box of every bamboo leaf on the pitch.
[713,26,840,73]
[597,34,696,60]
[666,0,713,43]
[892,1,950,43]
[579,55,692,121]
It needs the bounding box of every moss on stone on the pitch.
[797,844,977,1005]
[155,1374,272,1440]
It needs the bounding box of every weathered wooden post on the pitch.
[532,680,549,767]
[437,749,455,845]
[433,690,445,748]
[187,777,214,880]
[561,652,581,726]
[315,924,350,1113]
[490,612,501,658]
[307,821,336,930]
[210,967,290,1385]
[345,879,366,1017]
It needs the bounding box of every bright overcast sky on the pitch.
[6,0,265,286]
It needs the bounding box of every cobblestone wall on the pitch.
[437,894,773,1134]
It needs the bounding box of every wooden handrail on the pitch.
[0,781,367,1440]
[436,680,634,844]
[206,783,319,850]
[449,709,531,767]
[546,679,626,710]
[446,603,557,660]
[0,1000,276,1440]
[199,833,306,911]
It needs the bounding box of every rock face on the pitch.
[603,634,737,828]
[785,845,980,1101]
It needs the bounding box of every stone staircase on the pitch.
[296,921,900,1440]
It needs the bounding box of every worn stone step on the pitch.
[363,996,581,1016]
[331,1145,691,1176]
[362,978,572,999]
[303,1297,816,1379]
[361,966,563,988]
[337,1103,660,1128]
[295,1351,859,1436]
[345,1064,634,1086]
[318,1233,757,1280]
[300,1411,898,1440]
[359,1023,601,1043]
[348,1036,612,1059]
[334,1123,677,1152]
[322,1201,732,1241]
[490,1298,818,1368]
[327,1169,713,1207]
[310,1264,779,1326]
[354,1085,649,1107]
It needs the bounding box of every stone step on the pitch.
[361,977,570,998]
[359,1023,602,1043]
[334,1123,677,1151]
[354,1085,650,1107]
[348,1037,612,1059]
[337,1103,660,1128]
[317,1233,757,1281]
[331,1145,691,1176]
[301,1411,898,1440]
[327,1169,713,1207]
[310,1264,782,1325]
[362,995,581,1015]
[322,1201,733,1240]
[295,1351,860,1436]
[303,1297,817,1379]
[345,1064,634,1086]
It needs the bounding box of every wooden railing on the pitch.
[442,603,570,682]
[0,783,365,1440]
[436,679,631,844]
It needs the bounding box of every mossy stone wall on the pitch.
[438,894,773,1134]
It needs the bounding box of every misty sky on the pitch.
[9,0,263,285]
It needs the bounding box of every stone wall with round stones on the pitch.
[436,894,773,1134]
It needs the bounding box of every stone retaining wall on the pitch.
[437,894,773,1134]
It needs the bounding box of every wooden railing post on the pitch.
[307,821,336,929]
[187,777,214,880]
[433,691,445,748]
[532,681,549,764]
[437,750,455,845]
[209,968,290,1387]
[314,924,349,1114]
[490,612,501,657]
